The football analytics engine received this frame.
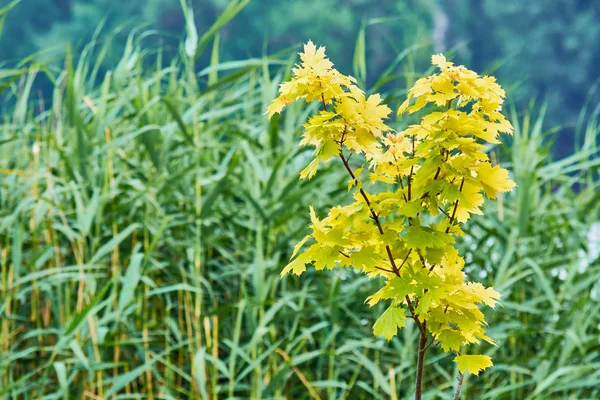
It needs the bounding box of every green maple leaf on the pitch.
[373,306,406,340]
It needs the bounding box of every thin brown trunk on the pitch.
[453,372,465,400]
[415,331,428,400]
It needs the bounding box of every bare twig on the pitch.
[453,372,465,400]
[445,177,465,234]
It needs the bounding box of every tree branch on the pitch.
[453,372,465,400]
[338,149,400,274]
[445,177,465,234]
[374,266,395,274]
[415,325,428,400]
[408,134,415,200]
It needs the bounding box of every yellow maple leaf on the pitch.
[300,159,320,180]
[455,181,484,223]
[281,252,311,277]
[431,53,453,69]
[299,40,333,76]
[373,306,406,340]
[477,163,516,198]
[290,235,311,260]
[466,282,501,308]
[266,98,288,118]
[453,354,493,376]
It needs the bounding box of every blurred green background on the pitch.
[2,0,600,156]
[0,0,599,399]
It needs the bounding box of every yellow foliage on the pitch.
[269,43,516,377]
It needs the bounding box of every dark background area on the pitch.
[1,0,599,157]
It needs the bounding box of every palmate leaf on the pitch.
[437,328,464,352]
[404,226,454,250]
[466,282,502,308]
[373,305,406,340]
[477,163,516,198]
[281,252,310,277]
[453,354,493,376]
[346,245,381,270]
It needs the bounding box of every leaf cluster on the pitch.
[269,41,516,375]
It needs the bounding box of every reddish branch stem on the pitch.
[445,177,465,234]
[415,327,428,400]
[338,150,400,273]
[453,373,465,400]
[323,97,428,399]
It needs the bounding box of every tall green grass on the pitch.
[0,23,599,400]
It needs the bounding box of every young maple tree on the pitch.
[268,41,515,399]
